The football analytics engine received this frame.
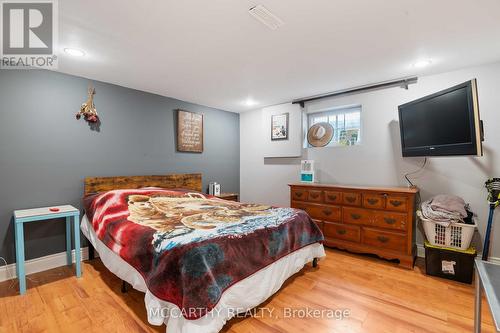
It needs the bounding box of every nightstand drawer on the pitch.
[216,193,239,202]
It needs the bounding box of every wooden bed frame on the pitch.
[83,172,318,293]
[84,173,203,196]
[83,172,203,284]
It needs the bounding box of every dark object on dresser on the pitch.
[289,183,418,269]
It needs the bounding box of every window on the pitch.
[307,105,362,147]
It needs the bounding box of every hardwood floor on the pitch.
[0,248,496,333]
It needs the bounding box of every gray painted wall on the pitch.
[0,69,239,264]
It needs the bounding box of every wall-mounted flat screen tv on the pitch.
[398,79,483,157]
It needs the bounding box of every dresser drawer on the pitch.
[292,202,341,222]
[362,228,407,252]
[373,211,408,231]
[291,188,308,201]
[342,192,361,206]
[386,196,408,212]
[343,207,372,226]
[308,204,341,222]
[363,193,386,209]
[324,222,360,243]
[312,219,324,232]
[291,201,307,210]
[308,190,323,202]
[324,191,342,204]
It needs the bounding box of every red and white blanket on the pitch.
[84,188,324,319]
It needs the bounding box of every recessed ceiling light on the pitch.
[64,48,85,57]
[243,98,258,107]
[412,59,432,68]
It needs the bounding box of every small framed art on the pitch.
[271,113,289,141]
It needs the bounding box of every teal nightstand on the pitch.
[13,205,81,295]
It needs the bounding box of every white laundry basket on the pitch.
[418,210,476,250]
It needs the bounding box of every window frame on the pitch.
[305,104,362,148]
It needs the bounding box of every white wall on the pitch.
[240,61,500,256]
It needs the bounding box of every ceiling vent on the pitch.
[249,5,284,30]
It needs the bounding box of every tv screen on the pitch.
[398,80,483,157]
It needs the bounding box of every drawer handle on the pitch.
[346,196,357,203]
[384,218,396,225]
[377,236,390,243]
[390,200,403,207]
[367,198,379,205]
[295,192,303,198]
[322,209,333,216]
[327,194,337,201]
[336,229,347,235]
[310,193,320,199]
[351,213,362,220]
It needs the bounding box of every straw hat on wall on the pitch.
[307,122,334,147]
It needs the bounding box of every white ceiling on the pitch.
[57,0,500,112]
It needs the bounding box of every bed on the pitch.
[81,173,325,333]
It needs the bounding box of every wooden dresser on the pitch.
[289,183,419,268]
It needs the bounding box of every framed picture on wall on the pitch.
[271,113,289,141]
[177,110,204,153]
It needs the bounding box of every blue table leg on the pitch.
[65,217,72,266]
[73,214,81,277]
[14,221,26,295]
[14,224,19,280]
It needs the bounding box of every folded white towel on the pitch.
[421,194,467,227]
[429,194,467,218]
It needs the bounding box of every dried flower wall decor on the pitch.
[76,85,99,123]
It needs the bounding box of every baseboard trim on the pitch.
[416,243,500,264]
[2,244,500,282]
[0,247,97,282]
[417,244,425,258]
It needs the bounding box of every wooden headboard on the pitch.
[84,173,202,196]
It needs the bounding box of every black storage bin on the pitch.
[424,241,476,284]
